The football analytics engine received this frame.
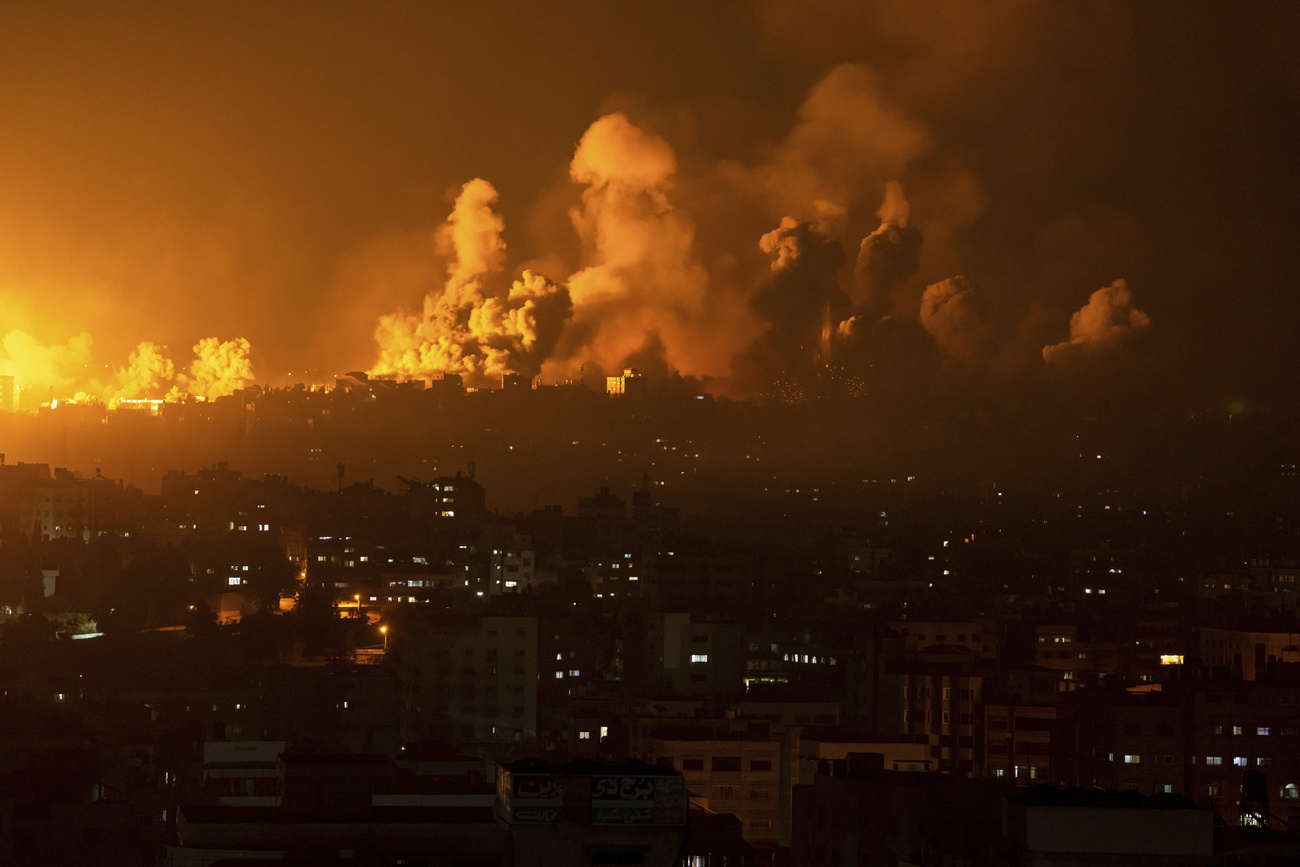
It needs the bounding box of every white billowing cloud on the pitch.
[1042,279,1150,362]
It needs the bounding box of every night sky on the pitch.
[1,1,1297,408]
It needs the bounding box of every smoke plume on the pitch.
[855,181,923,320]
[0,331,256,408]
[920,275,989,359]
[1042,279,1151,363]
[371,179,572,384]
[558,113,736,380]
[0,330,94,408]
[725,64,929,225]
[182,337,256,399]
[107,341,176,402]
[734,217,849,393]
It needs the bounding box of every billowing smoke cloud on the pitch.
[320,80,1147,400]
[734,217,849,394]
[440,177,507,292]
[372,108,934,395]
[371,179,572,384]
[855,181,923,320]
[1042,279,1151,362]
[0,331,256,409]
[107,341,175,402]
[182,337,255,399]
[724,64,929,226]
[557,113,743,381]
[109,337,255,403]
[920,275,989,358]
[0,330,94,408]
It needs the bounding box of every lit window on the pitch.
[1234,756,1247,766]
[1124,755,1140,764]
[578,731,590,740]
[1258,727,1271,736]
[691,654,709,663]
[1233,726,1244,735]
[228,576,241,586]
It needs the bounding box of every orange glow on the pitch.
[0,331,255,411]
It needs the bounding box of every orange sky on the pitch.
[1,2,1297,404]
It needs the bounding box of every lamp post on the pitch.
[380,625,388,651]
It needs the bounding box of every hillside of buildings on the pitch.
[0,379,1299,864]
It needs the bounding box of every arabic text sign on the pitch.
[590,775,687,827]
[503,772,563,823]
[590,775,656,802]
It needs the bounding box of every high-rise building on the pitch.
[397,614,538,744]
[606,368,646,397]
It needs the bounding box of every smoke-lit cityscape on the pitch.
[1,3,1299,866]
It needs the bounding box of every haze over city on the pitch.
[1,4,1299,866]
[2,3,1296,410]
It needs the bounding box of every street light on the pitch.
[380,625,388,651]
